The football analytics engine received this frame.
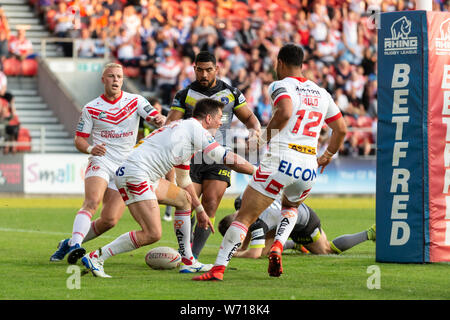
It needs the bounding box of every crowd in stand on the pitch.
[0,5,34,154]
[5,0,450,156]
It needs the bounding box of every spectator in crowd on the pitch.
[9,27,36,60]
[0,28,9,64]
[75,28,95,58]
[155,48,181,105]
[36,0,447,157]
[114,27,140,67]
[0,71,18,154]
[139,37,158,90]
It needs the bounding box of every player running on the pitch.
[193,43,347,281]
[50,63,165,264]
[81,98,257,277]
[165,51,261,260]
[219,194,376,258]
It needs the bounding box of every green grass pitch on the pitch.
[0,196,448,300]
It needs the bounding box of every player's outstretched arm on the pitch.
[165,109,184,125]
[222,151,257,176]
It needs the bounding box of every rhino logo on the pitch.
[436,17,450,55]
[439,18,450,41]
[391,16,411,39]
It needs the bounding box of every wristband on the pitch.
[86,145,94,154]
[323,149,335,159]
[252,166,258,176]
[195,204,204,213]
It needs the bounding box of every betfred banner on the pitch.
[24,154,89,194]
[426,12,450,262]
[376,11,428,263]
[377,11,450,263]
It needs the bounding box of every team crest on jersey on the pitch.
[98,111,107,120]
[220,96,229,104]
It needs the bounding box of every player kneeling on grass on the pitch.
[218,194,376,259]
[81,98,257,278]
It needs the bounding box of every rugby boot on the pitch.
[268,240,283,277]
[179,259,213,273]
[81,250,111,278]
[192,265,225,281]
[49,239,70,262]
[367,224,376,241]
[67,243,86,264]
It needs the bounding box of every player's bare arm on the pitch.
[165,109,184,125]
[317,116,347,173]
[234,104,261,140]
[74,135,106,156]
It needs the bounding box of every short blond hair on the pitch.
[102,63,123,75]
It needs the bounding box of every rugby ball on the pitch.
[145,246,181,270]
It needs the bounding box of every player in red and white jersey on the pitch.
[80,98,256,277]
[50,63,165,265]
[194,43,347,281]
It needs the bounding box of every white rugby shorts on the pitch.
[114,163,160,205]
[249,151,318,203]
[84,156,120,191]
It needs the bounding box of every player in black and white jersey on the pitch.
[217,194,376,259]
[165,51,261,260]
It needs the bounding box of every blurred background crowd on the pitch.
[1,0,449,156]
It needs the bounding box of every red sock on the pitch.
[272,240,284,253]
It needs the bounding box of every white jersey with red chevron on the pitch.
[267,76,342,154]
[76,91,158,164]
[124,118,227,181]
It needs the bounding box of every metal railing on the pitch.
[39,37,111,60]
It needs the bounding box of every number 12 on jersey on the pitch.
[292,109,323,137]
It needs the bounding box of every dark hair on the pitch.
[192,98,224,119]
[194,51,216,65]
[277,43,304,67]
[218,214,236,236]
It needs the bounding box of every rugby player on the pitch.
[165,51,261,259]
[193,43,347,281]
[50,63,165,264]
[81,98,257,277]
[218,194,376,258]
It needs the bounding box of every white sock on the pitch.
[174,209,195,265]
[215,220,248,267]
[99,231,140,261]
[83,220,100,243]
[273,207,298,249]
[69,209,93,247]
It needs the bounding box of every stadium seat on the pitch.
[123,66,140,78]
[3,58,21,76]
[16,127,31,152]
[198,1,216,17]
[20,59,38,76]
[232,2,249,18]
[180,0,197,17]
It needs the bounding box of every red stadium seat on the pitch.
[16,127,31,152]
[232,1,249,18]
[3,58,21,76]
[20,59,38,76]
[123,66,140,78]
[180,0,197,17]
